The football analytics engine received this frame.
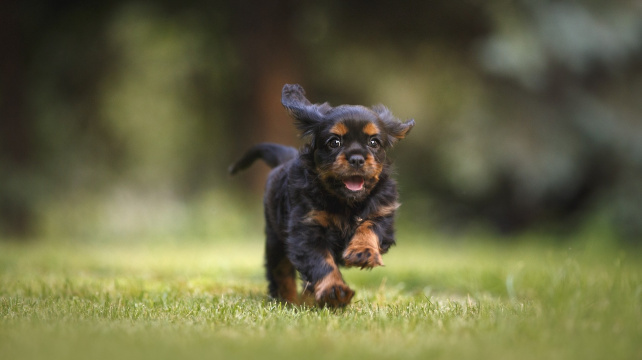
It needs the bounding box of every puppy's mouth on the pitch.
[343,176,365,192]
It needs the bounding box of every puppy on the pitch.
[229,84,414,307]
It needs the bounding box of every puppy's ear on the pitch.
[371,105,415,145]
[282,84,331,137]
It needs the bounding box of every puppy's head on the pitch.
[282,84,415,203]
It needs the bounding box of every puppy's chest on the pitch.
[304,209,364,239]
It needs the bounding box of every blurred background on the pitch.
[2,0,642,244]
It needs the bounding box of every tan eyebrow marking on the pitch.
[363,123,380,136]
[330,122,348,136]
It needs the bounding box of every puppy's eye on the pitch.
[368,138,381,149]
[328,138,342,149]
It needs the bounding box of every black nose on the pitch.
[348,154,365,168]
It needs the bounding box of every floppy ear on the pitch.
[371,105,415,145]
[282,84,331,137]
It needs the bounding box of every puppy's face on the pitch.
[314,116,386,202]
[281,84,414,203]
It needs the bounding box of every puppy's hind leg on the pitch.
[265,228,298,304]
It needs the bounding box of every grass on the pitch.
[1,231,641,360]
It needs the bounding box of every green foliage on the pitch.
[1,235,640,360]
[2,0,642,238]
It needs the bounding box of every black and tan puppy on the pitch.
[229,84,414,307]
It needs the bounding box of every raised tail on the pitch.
[228,143,299,175]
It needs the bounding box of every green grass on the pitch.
[1,233,641,360]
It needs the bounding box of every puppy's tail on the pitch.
[228,143,298,175]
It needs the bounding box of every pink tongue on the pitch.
[343,176,365,191]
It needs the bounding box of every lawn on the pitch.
[1,231,640,360]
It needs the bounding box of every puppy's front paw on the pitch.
[315,282,355,308]
[343,245,384,269]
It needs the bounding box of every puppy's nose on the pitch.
[348,154,365,168]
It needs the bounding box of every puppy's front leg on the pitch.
[312,251,354,307]
[287,232,354,307]
[343,220,385,269]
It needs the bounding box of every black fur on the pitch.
[228,143,298,175]
[230,84,414,307]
